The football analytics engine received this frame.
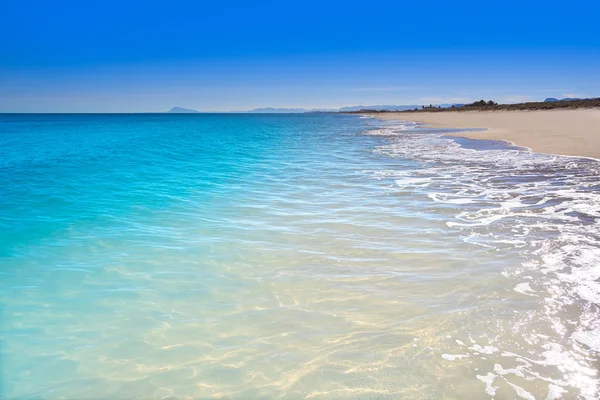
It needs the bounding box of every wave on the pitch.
[366,120,600,399]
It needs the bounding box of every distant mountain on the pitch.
[339,104,464,112]
[544,97,582,103]
[248,107,309,113]
[166,104,465,114]
[168,106,199,113]
[247,107,336,113]
[247,104,464,113]
[338,105,419,112]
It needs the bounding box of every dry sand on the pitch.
[375,109,600,159]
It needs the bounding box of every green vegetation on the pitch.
[342,98,600,113]
[464,100,498,107]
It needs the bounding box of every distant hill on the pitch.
[544,97,582,103]
[339,104,464,112]
[339,105,419,112]
[248,107,336,113]
[165,104,466,114]
[247,104,462,113]
[248,107,311,113]
[168,107,199,113]
[365,97,600,113]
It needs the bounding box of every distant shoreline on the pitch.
[343,98,600,113]
[370,109,600,159]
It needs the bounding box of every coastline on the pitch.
[371,109,600,159]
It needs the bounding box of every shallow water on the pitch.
[1,114,598,399]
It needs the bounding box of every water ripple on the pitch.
[0,114,598,399]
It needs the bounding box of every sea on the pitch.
[1,113,599,399]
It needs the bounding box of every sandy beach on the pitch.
[375,109,600,159]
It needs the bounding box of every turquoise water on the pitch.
[1,114,599,399]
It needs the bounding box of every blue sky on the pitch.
[1,0,599,112]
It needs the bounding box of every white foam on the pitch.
[508,382,536,400]
[469,344,499,355]
[514,282,538,296]
[571,330,600,352]
[476,373,498,396]
[546,384,567,399]
[366,120,600,399]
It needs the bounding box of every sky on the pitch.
[1,0,599,112]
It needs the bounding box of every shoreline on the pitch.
[370,109,600,159]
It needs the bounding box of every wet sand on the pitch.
[374,109,600,159]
